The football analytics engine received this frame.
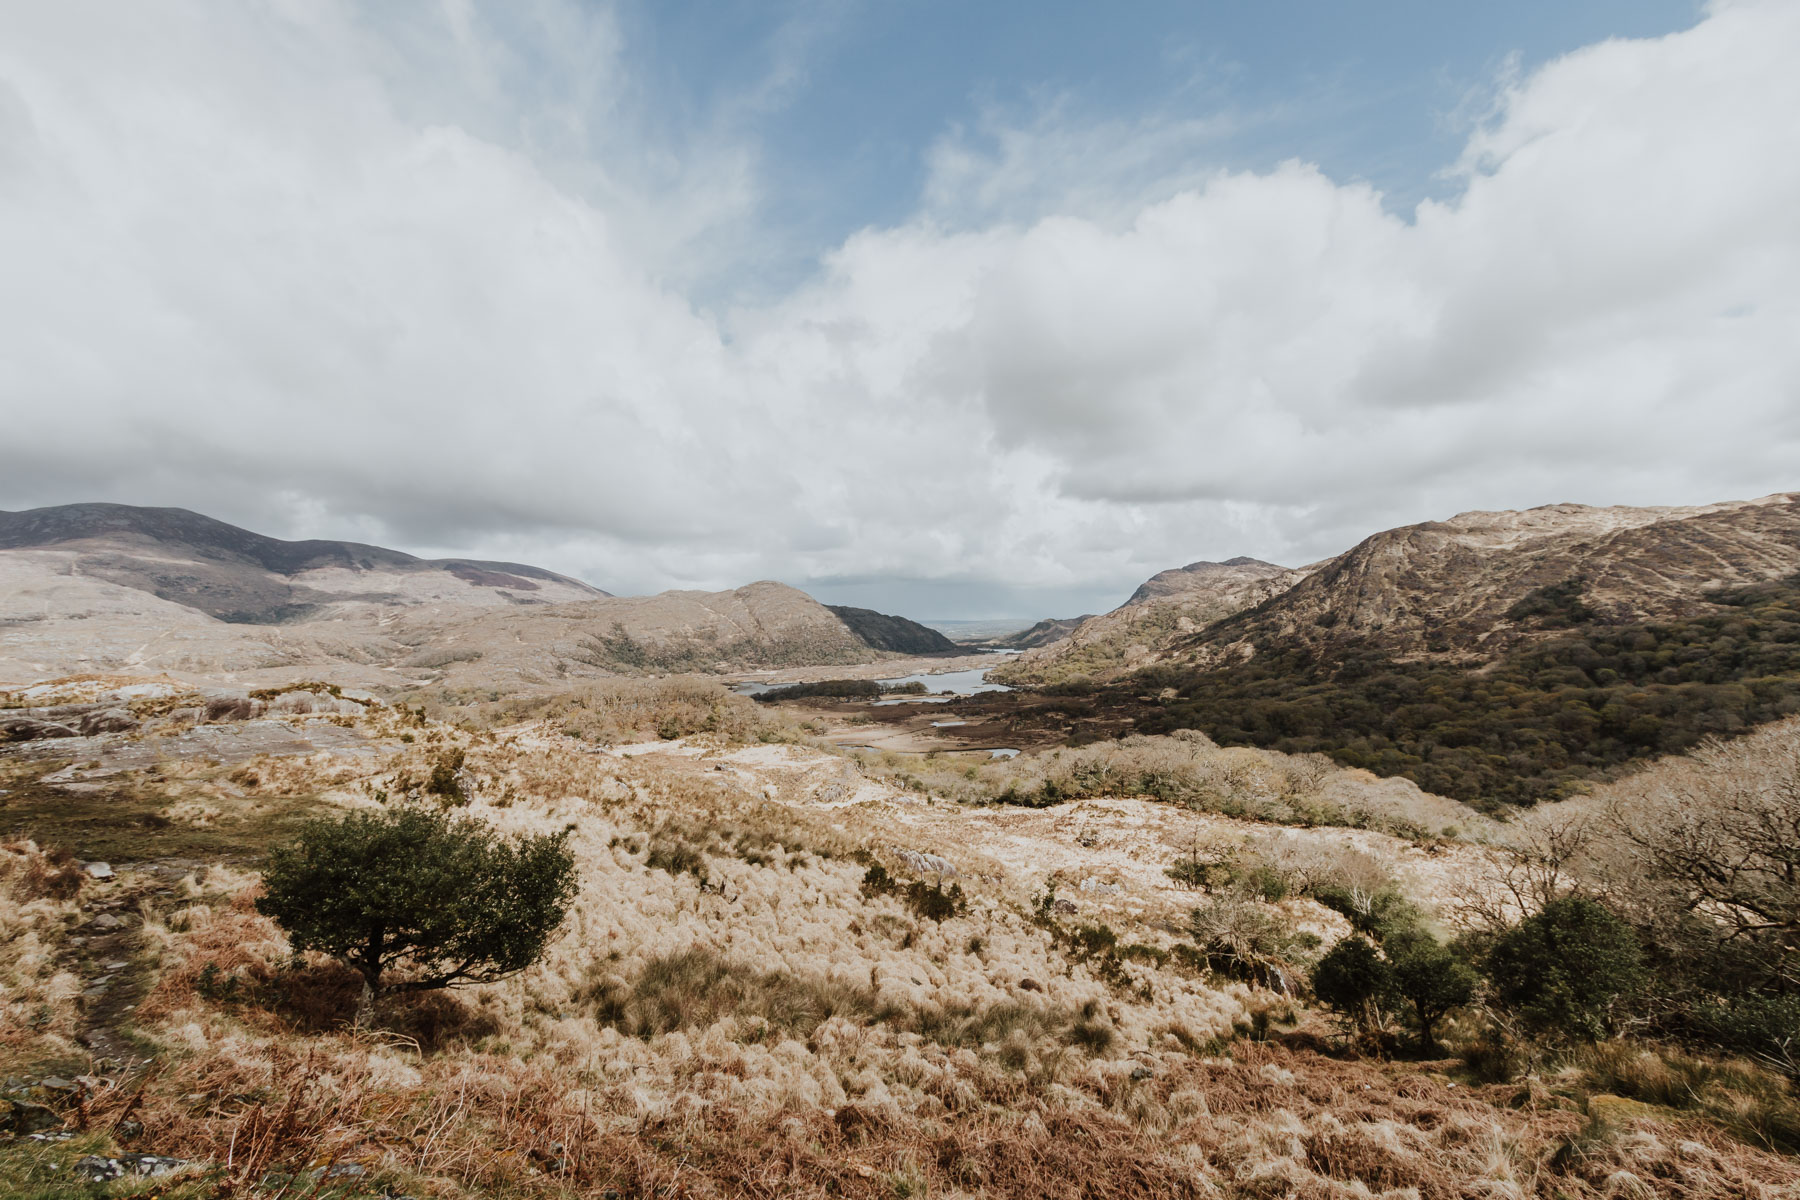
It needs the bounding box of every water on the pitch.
[873,667,1012,696]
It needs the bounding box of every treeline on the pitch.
[1136,574,1800,807]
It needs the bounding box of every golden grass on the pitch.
[4,680,1800,1198]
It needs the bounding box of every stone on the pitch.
[0,713,81,741]
[91,913,124,931]
[73,1153,187,1181]
[84,861,116,880]
[79,708,140,736]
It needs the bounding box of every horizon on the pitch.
[4,1,1796,618]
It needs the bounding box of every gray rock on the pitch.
[73,1153,187,1181]
[895,848,958,878]
[84,861,116,880]
[90,913,125,931]
[79,708,139,736]
[0,713,81,741]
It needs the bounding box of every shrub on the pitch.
[426,748,467,804]
[257,805,577,1026]
[1312,936,1395,1036]
[1486,897,1644,1041]
[1385,930,1476,1053]
[1186,892,1311,987]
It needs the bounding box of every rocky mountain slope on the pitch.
[1130,493,1800,805]
[997,558,1309,685]
[826,606,963,655]
[0,505,950,687]
[1184,492,1800,669]
[0,503,609,622]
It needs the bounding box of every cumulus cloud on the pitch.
[0,0,1795,612]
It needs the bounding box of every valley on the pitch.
[5,493,1800,1199]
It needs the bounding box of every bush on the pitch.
[1186,892,1311,987]
[257,805,577,1025]
[1312,936,1394,1035]
[1385,930,1476,1053]
[1486,896,1644,1041]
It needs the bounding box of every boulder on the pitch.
[895,849,958,878]
[83,862,115,880]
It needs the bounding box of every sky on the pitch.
[2,0,1796,620]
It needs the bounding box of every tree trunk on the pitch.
[354,971,380,1031]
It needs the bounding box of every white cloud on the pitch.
[0,0,1795,613]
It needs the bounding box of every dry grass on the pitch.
[5,679,1800,1198]
[0,840,86,1057]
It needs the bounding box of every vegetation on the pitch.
[1485,896,1644,1041]
[1138,573,1800,806]
[257,806,578,1025]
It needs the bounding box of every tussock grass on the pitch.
[6,678,1800,1198]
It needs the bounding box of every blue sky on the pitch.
[616,0,1702,297]
[4,0,1795,621]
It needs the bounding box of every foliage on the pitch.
[1185,891,1313,987]
[1137,574,1800,806]
[1485,897,1644,1041]
[424,748,466,804]
[1311,937,1394,1035]
[256,805,577,1020]
[861,862,967,922]
[1385,929,1476,1052]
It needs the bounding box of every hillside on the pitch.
[0,503,609,623]
[997,558,1308,685]
[826,605,963,655]
[1130,493,1800,805]
[6,674,1799,1198]
[0,505,952,687]
[1187,494,1800,669]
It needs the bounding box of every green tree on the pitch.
[1386,930,1476,1053]
[1312,936,1395,1036]
[257,806,578,1026]
[1485,896,1643,1041]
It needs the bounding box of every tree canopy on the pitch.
[257,805,578,1024]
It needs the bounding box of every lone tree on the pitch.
[258,806,578,1026]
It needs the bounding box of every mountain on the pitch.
[996,557,1308,685]
[1187,493,1800,669]
[0,502,608,623]
[0,504,953,686]
[826,606,962,656]
[994,616,1091,650]
[1132,493,1800,806]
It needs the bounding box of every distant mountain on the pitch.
[995,616,1091,650]
[0,502,607,623]
[996,557,1308,685]
[0,504,948,686]
[1125,556,1296,606]
[826,606,962,656]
